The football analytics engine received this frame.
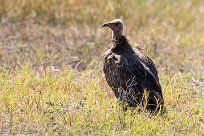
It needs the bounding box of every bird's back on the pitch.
[133,47,159,80]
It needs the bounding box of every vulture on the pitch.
[102,19,164,113]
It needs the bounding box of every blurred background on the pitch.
[0,0,203,74]
[0,0,204,135]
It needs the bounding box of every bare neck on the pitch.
[112,31,122,41]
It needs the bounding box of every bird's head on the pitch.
[102,19,124,41]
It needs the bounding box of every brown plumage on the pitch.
[102,19,164,113]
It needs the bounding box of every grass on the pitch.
[0,0,204,135]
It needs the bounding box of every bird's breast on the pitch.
[104,51,121,64]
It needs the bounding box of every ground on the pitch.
[0,0,204,135]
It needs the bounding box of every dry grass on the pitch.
[0,0,204,135]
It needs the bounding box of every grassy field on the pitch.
[0,0,204,135]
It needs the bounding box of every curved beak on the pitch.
[102,23,110,28]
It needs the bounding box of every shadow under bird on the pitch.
[102,19,164,113]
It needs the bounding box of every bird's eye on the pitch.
[114,23,119,26]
